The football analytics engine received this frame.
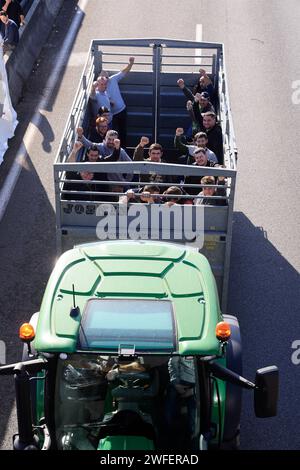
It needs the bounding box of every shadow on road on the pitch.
[0,1,86,447]
[0,0,83,187]
[229,212,300,450]
[0,155,56,447]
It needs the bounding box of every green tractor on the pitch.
[0,241,278,450]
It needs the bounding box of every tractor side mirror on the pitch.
[254,366,279,418]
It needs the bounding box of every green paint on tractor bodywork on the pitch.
[98,436,154,450]
[34,241,223,357]
[33,241,228,449]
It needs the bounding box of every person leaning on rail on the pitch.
[194,175,227,207]
[119,185,161,205]
[162,186,184,207]
[64,141,107,201]
[63,171,105,202]
[184,147,219,195]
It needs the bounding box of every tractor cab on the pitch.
[55,297,197,450]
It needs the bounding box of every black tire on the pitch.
[220,426,240,450]
[221,314,242,449]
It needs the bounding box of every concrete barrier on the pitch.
[5,0,64,107]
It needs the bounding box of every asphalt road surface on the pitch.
[0,0,299,450]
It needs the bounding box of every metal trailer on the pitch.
[53,38,237,312]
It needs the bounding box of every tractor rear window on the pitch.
[78,299,176,352]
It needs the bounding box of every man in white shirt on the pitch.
[100,57,135,147]
[89,76,111,124]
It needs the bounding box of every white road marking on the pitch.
[0,0,89,222]
[195,23,203,65]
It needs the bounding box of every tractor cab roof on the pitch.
[35,241,222,356]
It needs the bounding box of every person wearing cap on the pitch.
[190,91,215,132]
[0,9,19,53]
[176,78,214,135]
[192,68,215,100]
[97,106,110,122]
[177,77,215,109]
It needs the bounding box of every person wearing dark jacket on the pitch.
[0,0,24,28]
[194,175,227,206]
[177,79,214,109]
[174,128,218,165]
[88,116,109,143]
[77,127,132,184]
[133,136,173,188]
[201,112,223,164]
[177,78,215,131]
[63,171,105,202]
[192,68,216,106]
[191,92,215,132]
[0,9,19,52]
[176,73,214,103]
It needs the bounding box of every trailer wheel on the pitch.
[221,314,242,450]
